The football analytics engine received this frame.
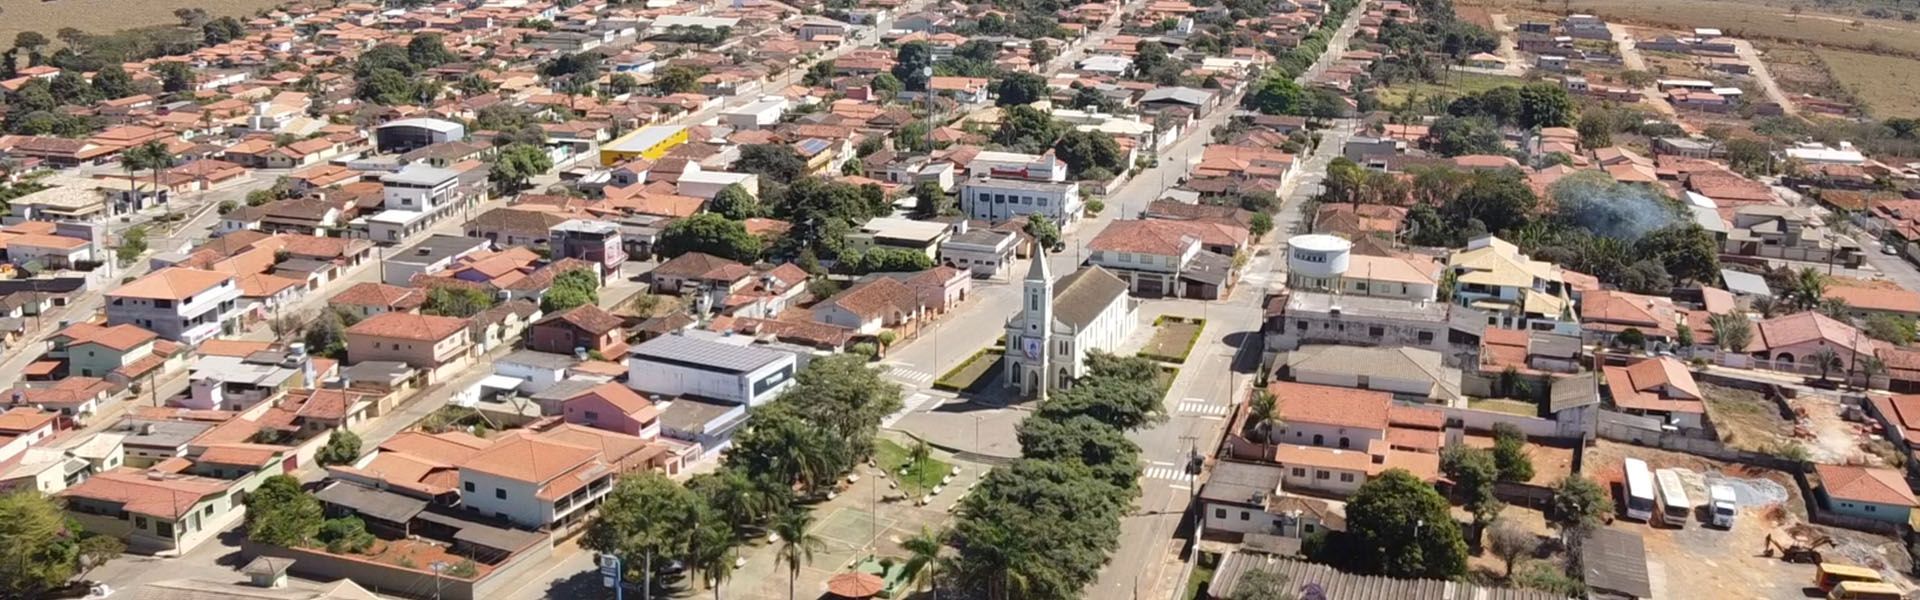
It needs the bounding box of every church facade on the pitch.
[1003,252,1137,398]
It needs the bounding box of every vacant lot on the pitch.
[1469,0,1920,56]
[0,0,288,44]
[1373,71,1526,106]
[1760,45,1842,96]
[1813,48,1920,118]
[1702,383,1792,454]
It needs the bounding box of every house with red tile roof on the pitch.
[527,304,628,358]
[1087,218,1244,299]
[1825,284,1920,323]
[60,469,240,555]
[104,267,243,346]
[455,430,612,529]
[1813,463,1916,526]
[329,282,427,320]
[560,382,662,439]
[344,312,473,370]
[1602,356,1706,430]
[1743,311,1878,374]
[813,276,923,335]
[1223,381,1444,497]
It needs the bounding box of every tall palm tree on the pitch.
[125,141,175,223]
[772,510,824,600]
[1855,354,1888,390]
[908,440,931,473]
[902,526,945,597]
[702,545,737,600]
[1810,346,1843,381]
[1791,267,1828,311]
[1242,390,1277,443]
[690,521,737,600]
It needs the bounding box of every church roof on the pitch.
[1051,265,1130,329]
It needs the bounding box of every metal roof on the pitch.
[1209,551,1570,600]
[314,481,427,524]
[1582,528,1653,598]
[377,117,465,134]
[629,333,789,374]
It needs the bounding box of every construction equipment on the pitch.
[1765,533,1836,563]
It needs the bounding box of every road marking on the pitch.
[1143,466,1195,482]
[1177,399,1229,416]
[882,365,935,386]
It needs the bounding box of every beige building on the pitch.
[60,469,239,555]
[344,312,473,369]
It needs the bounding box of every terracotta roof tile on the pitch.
[1266,381,1390,431]
[348,312,468,341]
[1815,463,1916,506]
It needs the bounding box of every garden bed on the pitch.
[874,439,950,493]
[934,348,1003,392]
[1138,316,1206,364]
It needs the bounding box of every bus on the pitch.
[1623,458,1655,521]
[1654,468,1692,527]
[1816,563,1885,591]
[1829,580,1903,600]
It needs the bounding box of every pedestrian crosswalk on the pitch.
[883,364,935,386]
[1144,462,1195,482]
[1177,398,1229,417]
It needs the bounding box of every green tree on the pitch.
[772,510,824,600]
[0,490,81,598]
[319,516,376,554]
[92,64,136,99]
[911,180,950,218]
[1491,423,1535,483]
[75,534,124,577]
[654,64,706,94]
[1516,82,1575,128]
[893,41,934,91]
[155,61,194,93]
[1250,212,1274,238]
[202,16,245,44]
[1709,311,1754,353]
[1865,313,1916,344]
[1636,224,1722,285]
[1547,474,1613,539]
[50,71,100,105]
[1615,327,1646,349]
[583,473,706,585]
[304,309,354,359]
[1344,469,1468,578]
[423,286,496,317]
[315,429,362,466]
[116,225,148,265]
[659,213,760,262]
[902,526,944,596]
[489,143,554,192]
[1024,214,1061,250]
[708,183,761,220]
[803,60,836,87]
[870,72,904,98]
[1441,446,1499,519]
[542,268,600,313]
[1017,414,1142,490]
[735,144,810,182]
[1429,116,1504,157]
[992,105,1066,154]
[849,247,934,273]
[245,475,323,546]
[1054,130,1124,180]
[1576,112,1612,148]
[407,34,457,68]
[1244,76,1306,115]
[687,467,791,534]
[995,71,1050,106]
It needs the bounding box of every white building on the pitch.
[1003,254,1137,397]
[627,333,797,406]
[959,177,1083,225]
[1285,234,1441,301]
[676,170,760,200]
[719,96,790,129]
[1783,141,1868,165]
[455,432,615,529]
[105,268,242,345]
[968,151,1067,182]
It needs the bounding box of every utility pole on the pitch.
[430,561,447,600]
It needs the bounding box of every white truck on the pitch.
[1709,484,1738,528]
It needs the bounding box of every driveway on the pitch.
[1731,38,1798,115]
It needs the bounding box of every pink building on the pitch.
[561,382,661,439]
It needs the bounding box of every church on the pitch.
[1004,251,1138,398]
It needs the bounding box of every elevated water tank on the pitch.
[1286,234,1351,280]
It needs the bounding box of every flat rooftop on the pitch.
[1284,290,1449,321]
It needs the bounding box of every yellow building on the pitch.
[600,125,689,166]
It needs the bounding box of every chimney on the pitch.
[139,423,156,436]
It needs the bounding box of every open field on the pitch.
[1812,48,1920,118]
[1466,0,1920,56]
[1759,45,1843,97]
[1373,71,1526,106]
[0,0,288,44]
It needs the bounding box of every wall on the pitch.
[625,355,794,406]
[242,537,556,600]
[1436,404,1564,440]
[457,470,549,528]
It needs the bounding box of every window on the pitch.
[495,488,507,500]
[135,516,148,529]
[1418,331,1435,344]
[156,521,173,537]
[1340,473,1355,483]
[1214,508,1226,519]
[1304,524,1317,534]
[584,410,599,421]
[1291,468,1305,477]
[1867,505,1879,512]
[1315,470,1330,480]
[1369,326,1384,337]
[1240,511,1250,521]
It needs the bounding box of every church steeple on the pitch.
[1019,250,1053,401]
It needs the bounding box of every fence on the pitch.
[242,536,555,600]
[1596,410,1807,473]
[1437,404,1566,441]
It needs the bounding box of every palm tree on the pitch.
[1790,268,1827,311]
[772,510,824,600]
[1242,390,1278,443]
[1817,297,1852,321]
[902,526,945,597]
[908,440,931,474]
[1751,296,1783,319]
[1810,346,1844,381]
[1856,354,1888,390]
[691,522,738,600]
[125,141,175,223]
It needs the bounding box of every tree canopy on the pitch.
[659,213,761,263]
[1335,469,1469,579]
[0,490,83,598]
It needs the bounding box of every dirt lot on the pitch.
[1703,383,1794,454]
[1583,440,1914,597]
[0,0,290,44]
[1761,45,1844,97]
[1469,0,1920,56]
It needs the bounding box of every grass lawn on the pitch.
[933,348,1003,392]
[1814,48,1920,119]
[1469,398,1540,417]
[1139,317,1205,363]
[874,439,950,493]
[1155,366,1178,396]
[1182,552,1221,600]
[1373,71,1526,105]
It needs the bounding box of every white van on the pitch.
[1709,484,1737,528]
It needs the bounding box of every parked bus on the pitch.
[1829,580,1903,600]
[1654,468,1692,527]
[1708,484,1738,528]
[1623,458,1655,521]
[1816,563,1885,591]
